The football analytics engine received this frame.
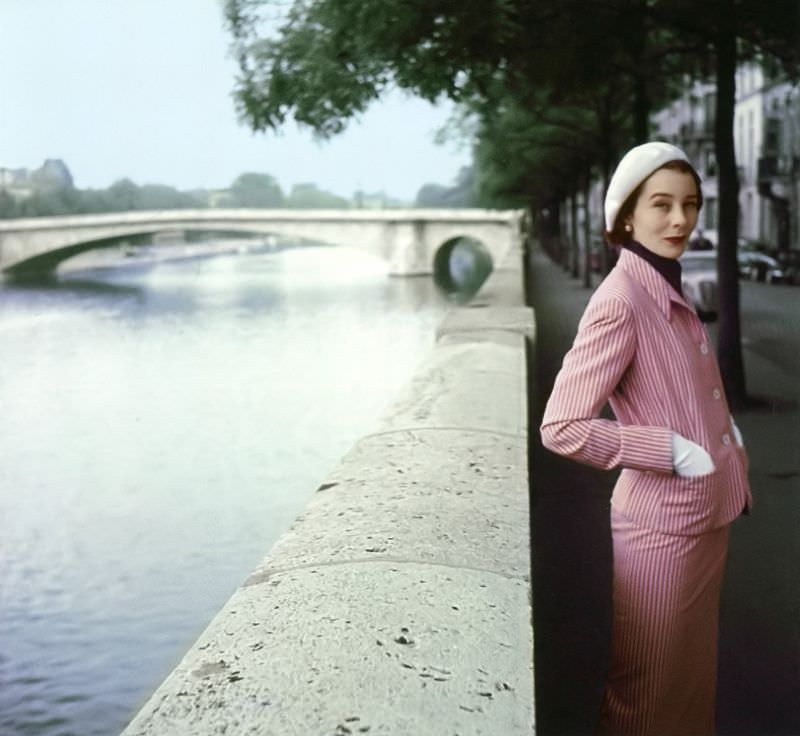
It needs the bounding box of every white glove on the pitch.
[731,415,744,447]
[671,432,715,477]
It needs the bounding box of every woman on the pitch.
[540,141,752,735]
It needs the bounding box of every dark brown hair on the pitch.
[604,160,703,246]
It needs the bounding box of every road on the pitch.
[527,249,800,736]
[737,278,800,387]
[716,279,800,736]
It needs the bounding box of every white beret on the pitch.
[604,141,693,232]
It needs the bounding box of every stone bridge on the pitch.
[0,208,526,278]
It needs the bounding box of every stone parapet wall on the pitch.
[121,243,536,735]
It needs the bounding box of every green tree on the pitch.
[647,0,800,404]
[224,0,800,404]
[137,184,205,210]
[224,0,520,134]
[415,166,476,208]
[229,172,284,207]
[106,178,141,211]
[0,189,18,218]
[17,185,81,217]
[1,178,210,218]
[287,182,349,208]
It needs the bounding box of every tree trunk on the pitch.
[583,173,592,288]
[544,197,561,261]
[714,27,747,406]
[570,190,579,278]
[629,1,650,143]
[633,72,650,144]
[560,197,571,271]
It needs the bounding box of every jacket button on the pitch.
[700,343,709,354]
[713,388,721,399]
[722,433,731,445]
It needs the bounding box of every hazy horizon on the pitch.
[0,0,470,202]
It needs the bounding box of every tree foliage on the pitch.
[224,0,800,405]
[415,166,477,208]
[225,0,523,135]
[228,172,285,207]
[0,173,355,218]
[287,182,350,208]
[647,0,800,404]
[0,179,206,218]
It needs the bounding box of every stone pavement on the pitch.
[526,243,800,736]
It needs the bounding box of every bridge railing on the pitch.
[120,236,536,735]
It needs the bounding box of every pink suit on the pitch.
[541,249,752,734]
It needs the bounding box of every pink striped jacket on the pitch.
[541,249,752,535]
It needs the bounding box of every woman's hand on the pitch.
[671,433,715,476]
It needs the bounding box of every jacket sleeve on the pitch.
[540,295,674,473]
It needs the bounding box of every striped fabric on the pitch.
[598,509,729,735]
[540,249,753,734]
[541,249,752,535]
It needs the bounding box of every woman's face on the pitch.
[625,168,700,259]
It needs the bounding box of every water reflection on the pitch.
[0,245,451,736]
[2,275,144,297]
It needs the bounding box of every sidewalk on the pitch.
[527,244,800,736]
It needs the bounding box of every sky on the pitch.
[0,0,470,202]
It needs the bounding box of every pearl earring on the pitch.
[624,224,633,232]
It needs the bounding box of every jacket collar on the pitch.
[616,248,694,320]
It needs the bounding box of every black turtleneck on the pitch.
[621,239,683,296]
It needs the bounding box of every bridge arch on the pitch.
[1,231,162,278]
[432,235,494,294]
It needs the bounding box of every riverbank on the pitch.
[0,245,456,736]
[120,242,536,734]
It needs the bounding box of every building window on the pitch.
[705,198,717,230]
[705,150,717,176]
[746,193,753,239]
[704,93,715,134]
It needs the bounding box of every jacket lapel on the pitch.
[616,249,696,320]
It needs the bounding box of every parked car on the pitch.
[737,239,787,283]
[772,249,800,285]
[688,229,716,251]
[680,250,718,321]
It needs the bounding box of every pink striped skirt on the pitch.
[598,507,730,736]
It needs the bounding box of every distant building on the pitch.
[756,72,798,250]
[0,158,73,199]
[652,76,719,238]
[652,63,800,251]
[34,158,74,189]
[0,166,34,199]
[353,190,408,209]
[207,189,235,208]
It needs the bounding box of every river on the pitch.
[0,243,457,736]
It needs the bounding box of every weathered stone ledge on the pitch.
[121,243,536,735]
